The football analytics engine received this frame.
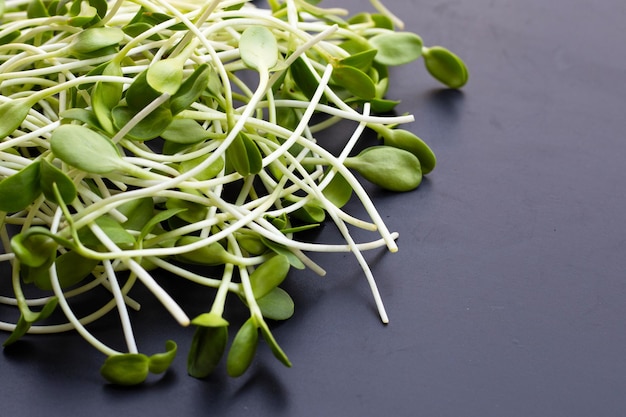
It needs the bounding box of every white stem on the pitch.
[88,223,191,327]
[103,259,139,353]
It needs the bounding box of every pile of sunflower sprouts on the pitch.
[0,0,467,384]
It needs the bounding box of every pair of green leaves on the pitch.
[287,51,380,103]
[67,0,109,28]
[100,340,178,385]
[115,62,211,141]
[225,26,279,177]
[335,31,423,109]
[90,59,210,141]
[369,31,469,88]
[27,0,107,26]
[187,255,293,378]
[369,125,437,175]
[10,223,98,291]
[188,314,292,379]
[226,316,291,378]
[225,132,263,177]
[0,159,76,213]
[245,255,294,322]
[286,34,413,108]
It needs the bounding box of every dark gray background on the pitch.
[3,0,626,416]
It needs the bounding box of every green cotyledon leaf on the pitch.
[0,161,42,213]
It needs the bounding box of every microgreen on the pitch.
[344,146,423,192]
[369,32,424,66]
[50,124,125,174]
[0,0,468,385]
[423,46,469,88]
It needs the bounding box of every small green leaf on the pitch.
[11,232,56,268]
[60,108,101,129]
[279,224,320,234]
[338,37,373,55]
[140,11,188,30]
[260,238,305,270]
[3,297,58,346]
[161,118,211,144]
[347,12,394,30]
[0,161,42,212]
[187,325,228,378]
[68,1,97,27]
[266,213,288,230]
[291,200,326,224]
[123,22,160,39]
[227,133,250,176]
[179,154,224,181]
[339,49,378,72]
[345,146,422,192]
[88,0,108,18]
[166,198,208,224]
[422,46,469,88]
[3,317,31,346]
[138,207,186,240]
[235,233,267,256]
[117,198,154,232]
[371,14,395,30]
[370,32,423,66]
[27,0,49,18]
[40,159,77,204]
[50,124,125,174]
[175,236,228,266]
[146,45,193,95]
[372,127,437,174]
[148,340,178,374]
[258,321,291,367]
[191,312,229,328]
[249,255,290,300]
[77,215,135,248]
[69,27,124,57]
[100,353,150,386]
[93,216,136,246]
[169,64,211,115]
[239,26,278,71]
[0,99,31,139]
[370,98,400,113]
[331,65,376,100]
[124,70,162,111]
[322,172,353,208]
[0,30,21,45]
[226,318,258,377]
[289,56,319,101]
[91,61,123,133]
[256,287,295,321]
[112,105,173,141]
[241,132,263,175]
[226,132,262,176]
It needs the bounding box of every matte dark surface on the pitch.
[3,0,626,416]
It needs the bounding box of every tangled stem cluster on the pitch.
[0,0,467,384]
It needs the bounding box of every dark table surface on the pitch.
[3,0,626,416]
